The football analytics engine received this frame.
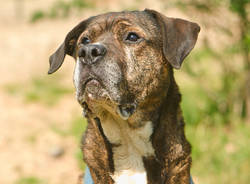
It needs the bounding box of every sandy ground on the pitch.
[0,0,237,183]
[0,1,88,183]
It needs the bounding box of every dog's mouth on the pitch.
[116,103,137,120]
[83,78,102,94]
[80,77,112,104]
[77,78,105,104]
[78,78,137,120]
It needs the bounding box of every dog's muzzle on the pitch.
[76,43,137,120]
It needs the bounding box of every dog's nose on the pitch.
[78,44,106,65]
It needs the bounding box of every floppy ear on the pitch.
[145,9,200,69]
[48,18,92,74]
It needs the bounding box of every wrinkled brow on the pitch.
[83,19,134,38]
[103,18,133,31]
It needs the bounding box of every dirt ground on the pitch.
[0,0,232,183]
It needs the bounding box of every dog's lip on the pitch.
[82,78,101,92]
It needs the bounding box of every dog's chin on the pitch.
[77,80,137,120]
[85,80,108,99]
[79,79,111,105]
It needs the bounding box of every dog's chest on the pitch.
[101,117,155,184]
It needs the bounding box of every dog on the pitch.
[48,9,200,184]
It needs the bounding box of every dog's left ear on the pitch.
[145,9,200,69]
[48,18,92,74]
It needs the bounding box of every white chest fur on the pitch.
[101,116,155,184]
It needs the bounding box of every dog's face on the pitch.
[49,10,200,123]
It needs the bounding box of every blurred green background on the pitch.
[0,0,249,184]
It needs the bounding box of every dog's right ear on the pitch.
[48,18,92,74]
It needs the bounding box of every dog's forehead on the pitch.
[86,11,155,31]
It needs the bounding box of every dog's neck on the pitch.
[99,110,155,183]
[93,70,184,184]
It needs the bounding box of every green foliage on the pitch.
[70,116,88,139]
[180,43,240,124]
[71,116,87,138]
[15,176,46,184]
[30,11,45,23]
[181,87,204,125]
[68,116,87,170]
[175,0,223,12]
[172,0,250,124]
[50,124,69,137]
[50,116,87,170]
[75,148,86,170]
[49,114,87,171]
[186,122,250,183]
[26,134,38,144]
[5,76,73,105]
[51,116,87,138]
[230,0,250,54]
[30,0,94,23]
[230,0,250,18]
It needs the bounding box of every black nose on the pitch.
[78,44,106,65]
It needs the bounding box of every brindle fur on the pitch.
[49,9,200,184]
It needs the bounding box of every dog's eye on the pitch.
[82,37,91,45]
[126,32,140,42]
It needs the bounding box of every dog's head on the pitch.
[49,9,200,122]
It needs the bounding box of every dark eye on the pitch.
[126,32,140,42]
[82,37,90,45]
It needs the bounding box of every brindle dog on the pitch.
[48,9,200,184]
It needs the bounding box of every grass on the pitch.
[75,148,85,171]
[179,70,250,183]
[50,116,88,171]
[5,76,73,106]
[30,0,95,23]
[70,116,88,140]
[67,116,88,170]
[25,134,38,144]
[50,116,87,139]
[15,176,46,184]
[186,122,250,184]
